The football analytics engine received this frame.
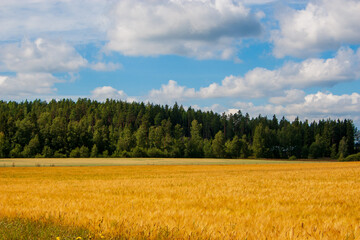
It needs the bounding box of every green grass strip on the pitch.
[0,217,91,240]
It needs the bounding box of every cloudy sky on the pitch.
[1,0,360,126]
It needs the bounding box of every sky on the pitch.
[0,0,359,126]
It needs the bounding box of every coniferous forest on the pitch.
[0,99,358,160]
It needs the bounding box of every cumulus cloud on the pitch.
[147,47,360,102]
[91,86,128,102]
[148,80,196,104]
[0,38,88,73]
[0,38,87,98]
[269,89,305,105]
[241,0,277,5]
[0,0,110,42]
[233,92,360,124]
[201,104,227,113]
[272,0,360,58]
[202,47,360,98]
[106,0,263,59]
[199,47,360,98]
[0,73,60,98]
[0,38,122,98]
[90,62,122,72]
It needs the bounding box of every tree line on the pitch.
[0,99,358,159]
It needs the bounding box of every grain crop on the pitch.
[1,162,360,239]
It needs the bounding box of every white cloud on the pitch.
[0,38,87,98]
[269,89,305,105]
[0,38,123,73]
[241,0,277,5]
[148,80,196,104]
[201,104,227,113]
[0,73,60,98]
[0,0,110,42]
[233,92,360,125]
[91,86,127,102]
[272,0,360,58]
[106,0,263,59]
[0,38,123,98]
[0,38,87,73]
[199,47,360,98]
[90,62,122,72]
[147,47,360,102]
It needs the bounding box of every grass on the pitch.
[0,217,90,240]
[0,157,319,167]
[1,162,359,239]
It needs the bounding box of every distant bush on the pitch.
[131,147,148,158]
[341,152,360,162]
[289,155,297,160]
[147,148,165,158]
[53,151,66,158]
[79,146,89,158]
[102,150,109,158]
[69,148,80,158]
[120,150,131,158]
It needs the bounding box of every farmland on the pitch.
[1,162,360,239]
[0,157,317,167]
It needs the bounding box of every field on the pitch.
[0,158,316,167]
[1,161,360,239]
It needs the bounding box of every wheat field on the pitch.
[0,157,315,167]
[1,162,360,239]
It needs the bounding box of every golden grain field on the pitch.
[1,162,360,239]
[0,157,314,167]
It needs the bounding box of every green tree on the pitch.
[203,139,213,158]
[252,123,266,158]
[355,129,360,152]
[308,134,326,159]
[330,143,337,159]
[225,135,242,158]
[0,132,6,158]
[79,146,90,158]
[102,150,109,158]
[42,146,53,158]
[212,131,225,158]
[135,123,148,148]
[50,116,67,153]
[148,126,162,149]
[92,120,109,155]
[37,112,52,148]
[10,144,23,158]
[346,121,355,154]
[131,146,147,157]
[186,120,203,157]
[240,135,250,158]
[161,119,173,153]
[147,148,164,158]
[22,135,41,157]
[171,124,185,157]
[117,126,134,152]
[70,147,81,158]
[14,117,35,147]
[0,99,355,160]
[338,136,348,160]
[90,144,98,158]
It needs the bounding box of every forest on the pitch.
[0,99,358,159]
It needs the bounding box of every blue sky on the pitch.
[0,0,359,126]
